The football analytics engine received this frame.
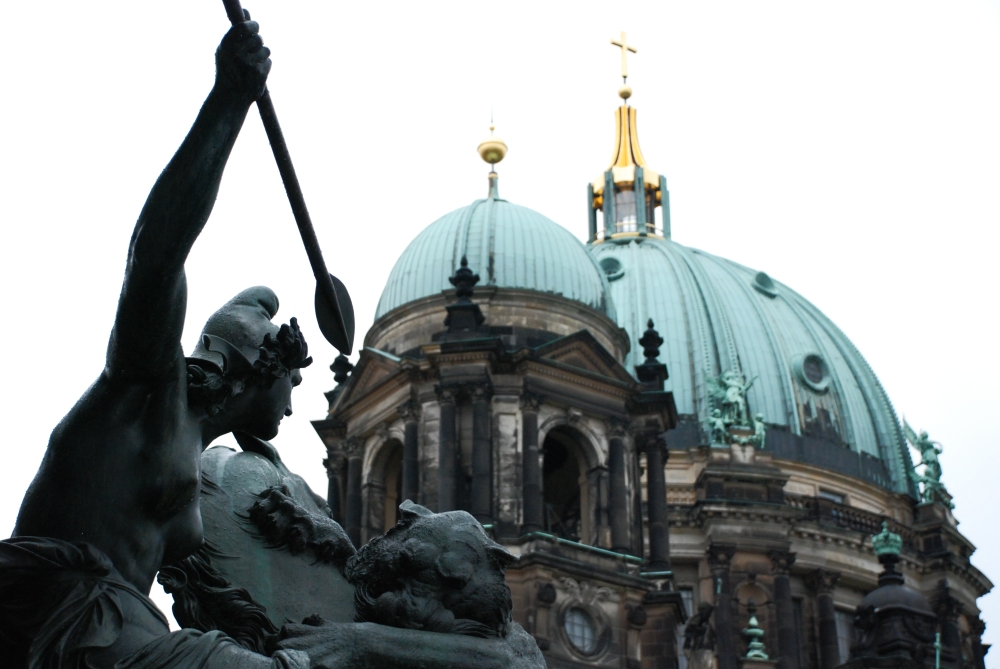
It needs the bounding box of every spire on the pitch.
[586,32,672,243]
[477,122,507,200]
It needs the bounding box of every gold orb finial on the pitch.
[478,124,507,166]
[618,84,633,100]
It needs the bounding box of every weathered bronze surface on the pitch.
[0,15,542,669]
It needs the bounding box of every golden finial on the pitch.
[477,124,507,166]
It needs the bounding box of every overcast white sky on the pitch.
[2,0,998,651]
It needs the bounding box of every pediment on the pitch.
[338,348,402,404]
[532,331,634,384]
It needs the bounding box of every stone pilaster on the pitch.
[639,431,670,571]
[805,569,840,669]
[322,448,345,523]
[607,419,630,554]
[769,551,799,669]
[398,401,421,504]
[343,436,364,548]
[521,392,543,534]
[471,385,493,524]
[436,386,457,512]
[708,543,738,669]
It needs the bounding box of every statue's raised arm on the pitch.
[107,18,270,380]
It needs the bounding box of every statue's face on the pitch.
[231,368,302,440]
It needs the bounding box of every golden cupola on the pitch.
[588,32,671,242]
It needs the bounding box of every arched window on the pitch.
[542,427,590,542]
[364,439,403,541]
[382,443,403,530]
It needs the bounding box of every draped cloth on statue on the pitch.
[0,537,308,669]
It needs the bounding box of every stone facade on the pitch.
[313,271,990,669]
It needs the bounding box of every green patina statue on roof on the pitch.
[903,419,953,508]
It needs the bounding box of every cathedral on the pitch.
[311,36,991,669]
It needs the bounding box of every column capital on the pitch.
[768,550,796,575]
[521,391,543,412]
[707,543,737,569]
[343,436,365,458]
[398,400,421,423]
[322,450,346,478]
[805,569,840,594]
[471,384,493,402]
[635,428,667,455]
[606,416,629,438]
[435,385,457,404]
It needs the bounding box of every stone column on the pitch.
[471,385,493,524]
[399,402,420,504]
[437,387,457,512]
[343,437,364,548]
[708,544,738,669]
[806,570,841,669]
[323,448,344,523]
[642,434,670,571]
[521,393,543,534]
[933,580,963,669]
[607,421,631,554]
[769,551,799,669]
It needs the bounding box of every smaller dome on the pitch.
[376,193,615,320]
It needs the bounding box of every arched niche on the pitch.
[541,426,596,544]
[362,438,403,542]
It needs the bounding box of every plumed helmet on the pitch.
[188,286,282,372]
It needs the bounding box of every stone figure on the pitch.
[156,437,542,667]
[738,413,767,449]
[707,371,757,440]
[685,602,717,669]
[709,409,728,444]
[903,418,949,506]
[346,500,516,638]
[0,19,543,669]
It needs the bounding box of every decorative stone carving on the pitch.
[743,600,769,660]
[398,400,421,423]
[768,550,795,575]
[343,436,365,458]
[521,392,543,412]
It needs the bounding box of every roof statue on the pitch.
[708,371,758,429]
[903,418,952,508]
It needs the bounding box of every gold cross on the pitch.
[610,31,637,79]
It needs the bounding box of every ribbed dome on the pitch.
[376,196,615,320]
[589,235,915,495]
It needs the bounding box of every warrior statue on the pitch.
[0,18,542,669]
[903,418,949,507]
[708,371,757,433]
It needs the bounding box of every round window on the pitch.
[752,271,778,298]
[793,353,830,393]
[565,607,598,653]
[599,257,625,282]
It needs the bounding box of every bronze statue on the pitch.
[0,16,542,669]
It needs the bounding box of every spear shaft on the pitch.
[221,0,353,354]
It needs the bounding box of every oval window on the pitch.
[793,353,830,393]
[599,257,625,282]
[565,607,598,653]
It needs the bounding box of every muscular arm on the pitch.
[106,20,271,380]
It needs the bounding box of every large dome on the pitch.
[589,235,916,496]
[376,195,615,320]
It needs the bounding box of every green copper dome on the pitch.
[376,194,615,320]
[589,235,916,496]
